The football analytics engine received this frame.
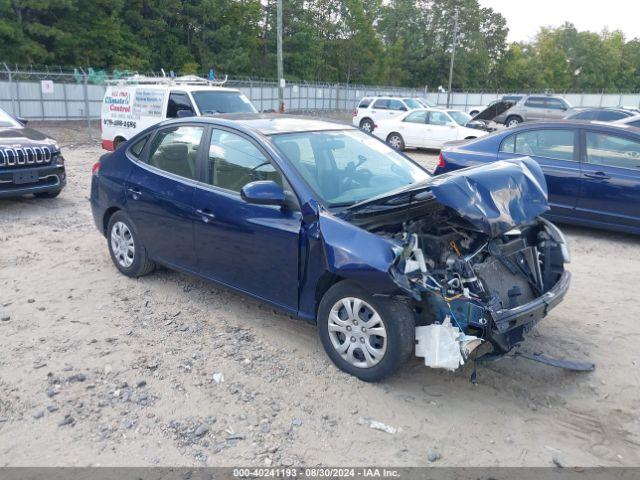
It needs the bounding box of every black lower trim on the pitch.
[487,270,571,352]
[0,164,66,198]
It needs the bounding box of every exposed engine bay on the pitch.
[374,211,568,371]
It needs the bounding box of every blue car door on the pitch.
[193,127,301,311]
[497,128,581,218]
[125,124,205,271]
[575,129,640,231]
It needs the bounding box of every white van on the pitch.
[100,75,257,150]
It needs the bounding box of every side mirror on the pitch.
[241,180,286,206]
[16,116,28,125]
[177,109,194,118]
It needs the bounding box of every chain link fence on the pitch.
[2,64,640,122]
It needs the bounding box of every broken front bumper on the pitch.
[488,270,571,353]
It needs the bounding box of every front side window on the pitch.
[207,129,282,192]
[629,119,640,128]
[570,110,596,120]
[388,99,406,111]
[403,111,428,124]
[502,129,575,161]
[585,132,640,170]
[166,92,195,118]
[372,99,389,110]
[191,90,257,115]
[0,108,20,128]
[427,111,451,126]
[525,97,547,109]
[402,99,422,109]
[271,129,429,207]
[147,126,204,179]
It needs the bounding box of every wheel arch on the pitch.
[102,206,121,235]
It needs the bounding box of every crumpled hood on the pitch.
[429,157,549,237]
[347,157,549,237]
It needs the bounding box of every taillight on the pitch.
[437,152,446,169]
[92,162,101,175]
[352,109,358,117]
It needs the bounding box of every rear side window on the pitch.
[545,98,568,110]
[358,98,371,108]
[525,97,547,109]
[596,110,628,121]
[166,92,195,118]
[500,129,575,161]
[585,132,640,170]
[129,135,148,158]
[629,120,640,128]
[147,126,204,179]
[403,111,428,124]
[373,99,389,109]
[207,129,282,192]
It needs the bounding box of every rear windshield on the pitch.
[191,91,257,115]
[358,98,372,108]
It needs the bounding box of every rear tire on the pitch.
[317,281,415,382]
[107,211,155,278]
[113,137,126,150]
[470,110,479,116]
[359,118,374,133]
[386,133,405,151]
[506,116,522,127]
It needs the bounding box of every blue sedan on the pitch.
[434,121,640,235]
[90,115,570,381]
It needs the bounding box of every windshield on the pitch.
[0,108,20,128]
[191,90,257,114]
[271,129,429,207]
[402,98,422,109]
[447,110,472,125]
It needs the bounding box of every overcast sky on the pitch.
[479,0,640,42]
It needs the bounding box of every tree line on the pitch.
[2,0,639,92]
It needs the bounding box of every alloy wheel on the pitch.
[388,135,402,150]
[327,297,387,368]
[110,221,135,268]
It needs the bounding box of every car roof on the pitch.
[162,113,355,135]
[107,84,241,93]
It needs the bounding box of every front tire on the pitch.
[317,281,415,382]
[506,116,522,127]
[387,133,405,151]
[107,211,155,278]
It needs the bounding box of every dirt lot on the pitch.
[0,122,639,467]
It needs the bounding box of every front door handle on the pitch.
[196,208,216,223]
[128,187,142,199]
[584,172,610,180]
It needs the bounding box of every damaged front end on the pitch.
[345,158,571,371]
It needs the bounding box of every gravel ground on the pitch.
[0,122,639,467]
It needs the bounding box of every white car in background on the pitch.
[352,96,424,132]
[373,108,488,151]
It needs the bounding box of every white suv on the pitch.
[352,97,423,132]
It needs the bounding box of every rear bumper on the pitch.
[488,270,571,352]
[0,164,66,198]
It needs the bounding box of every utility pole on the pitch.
[446,10,459,109]
[276,0,284,112]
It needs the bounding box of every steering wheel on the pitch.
[248,161,273,181]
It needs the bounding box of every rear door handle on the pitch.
[196,208,216,222]
[128,187,142,199]
[584,172,610,180]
